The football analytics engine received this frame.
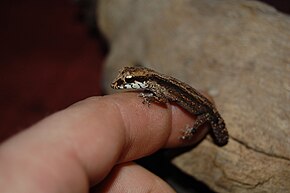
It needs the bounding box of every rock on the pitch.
[98,0,290,192]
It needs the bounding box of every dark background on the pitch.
[0,0,107,142]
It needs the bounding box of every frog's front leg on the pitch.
[139,90,168,106]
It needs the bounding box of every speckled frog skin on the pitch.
[111,66,229,146]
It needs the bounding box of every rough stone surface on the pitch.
[98,0,290,192]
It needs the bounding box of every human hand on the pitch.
[0,93,208,193]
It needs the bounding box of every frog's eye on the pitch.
[125,75,134,83]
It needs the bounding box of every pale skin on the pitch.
[0,93,208,193]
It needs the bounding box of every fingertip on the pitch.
[0,93,206,193]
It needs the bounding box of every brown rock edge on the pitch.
[98,0,290,192]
